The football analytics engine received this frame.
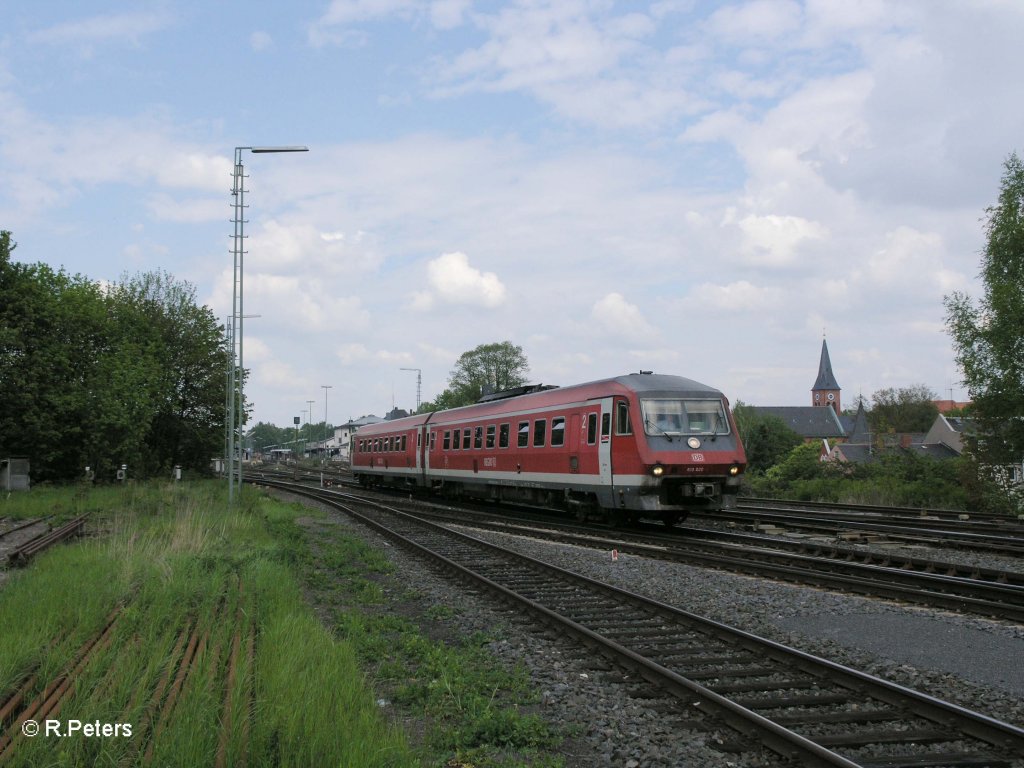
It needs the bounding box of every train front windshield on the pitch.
[640,399,729,436]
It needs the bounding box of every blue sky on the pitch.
[3,1,1021,428]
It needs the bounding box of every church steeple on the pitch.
[811,337,841,415]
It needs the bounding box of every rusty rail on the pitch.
[7,514,88,567]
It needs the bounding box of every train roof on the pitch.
[355,372,727,435]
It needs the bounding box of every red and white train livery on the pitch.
[351,372,746,524]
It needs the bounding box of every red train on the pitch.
[351,372,746,525]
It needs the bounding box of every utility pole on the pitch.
[306,399,315,460]
[400,367,422,411]
[226,144,308,505]
[321,384,332,465]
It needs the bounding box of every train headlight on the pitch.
[651,464,665,477]
[729,465,740,476]
[687,437,701,449]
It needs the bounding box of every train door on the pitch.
[417,425,429,485]
[598,397,613,489]
[569,413,581,473]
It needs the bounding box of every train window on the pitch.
[587,413,598,445]
[374,438,379,452]
[474,426,483,449]
[640,399,729,436]
[499,423,510,449]
[401,435,407,451]
[430,432,436,450]
[601,413,611,438]
[616,401,633,435]
[417,432,421,448]
[486,425,496,449]
[518,421,530,448]
[463,428,472,448]
[453,430,461,450]
[533,419,547,447]
[443,431,451,450]
[551,417,565,446]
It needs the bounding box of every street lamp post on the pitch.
[306,399,315,461]
[321,384,332,466]
[227,145,308,505]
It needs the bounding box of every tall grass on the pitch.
[0,482,415,767]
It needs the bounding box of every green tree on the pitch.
[868,385,939,434]
[765,442,826,484]
[108,270,228,475]
[0,235,228,481]
[945,152,1024,467]
[0,233,115,481]
[427,341,530,409]
[731,402,802,473]
[249,422,293,453]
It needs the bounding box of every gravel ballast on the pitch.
[282,491,1024,767]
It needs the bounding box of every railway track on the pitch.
[696,506,1024,556]
[251,471,1024,622]
[259,479,1024,768]
[741,496,1024,527]
[254,465,1024,555]
[414,506,1024,624]
[5,515,88,567]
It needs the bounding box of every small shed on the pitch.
[1,457,30,491]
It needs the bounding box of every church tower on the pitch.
[812,338,841,416]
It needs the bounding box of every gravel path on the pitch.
[285,491,1024,767]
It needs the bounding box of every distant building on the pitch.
[924,414,975,454]
[750,337,847,443]
[333,415,385,461]
[932,399,972,414]
[749,405,847,442]
[811,337,841,416]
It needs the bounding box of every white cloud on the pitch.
[27,11,174,48]
[309,0,417,45]
[430,0,471,29]
[336,343,370,364]
[689,280,784,311]
[705,0,803,44]
[418,251,507,309]
[732,212,829,266]
[857,226,965,296]
[590,293,656,341]
[247,221,382,274]
[146,194,224,223]
[250,31,273,51]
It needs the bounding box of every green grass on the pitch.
[0,481,566,767]
[0,482,415,767]
[310,539,565,767]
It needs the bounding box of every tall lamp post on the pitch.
[227,145,308,504]
[305,399,315,460]
[321,384,333,465]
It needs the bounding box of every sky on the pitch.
[2,1,1021,429]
